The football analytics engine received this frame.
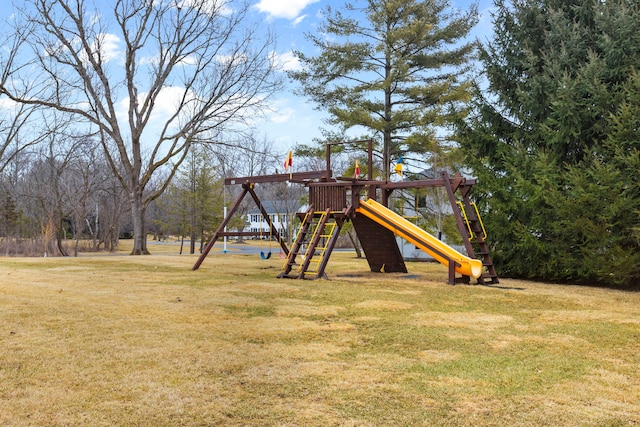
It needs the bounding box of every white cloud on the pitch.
[0,96,18,111]
[116,85,192,139]
[138,53,199,68]
[269,50,302,72]
[95,33,121,63]
[269,106,295,124]
[254,97,326,149]
[254,0,320,20]
[292,14,307,27]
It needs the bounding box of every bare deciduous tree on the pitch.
[0,0,282,254]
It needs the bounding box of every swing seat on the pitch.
[260,251,272,260]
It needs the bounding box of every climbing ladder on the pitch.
[457,199,499,284]
[442,171,499,285]
[278,207,344,280]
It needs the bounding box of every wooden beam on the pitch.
[246,185,290,256]
[377,177,472,190]
[192,185,251,270]
[309,177,475,189]
[217,232,267,237]
[225,170,331,185]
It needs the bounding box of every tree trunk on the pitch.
[56,221,68,257]
[190,230,196,254]
[130,191,150,255]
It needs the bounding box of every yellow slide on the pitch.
[356,198,482,279]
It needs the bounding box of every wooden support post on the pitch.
[192,185,251,270]
[448,261,456,285]
[246,186,289,256]
[367,139,376,200]
[193,182,291,271]
[442,170,476,258]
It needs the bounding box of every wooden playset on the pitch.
[192,140,498,285]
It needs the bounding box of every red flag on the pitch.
[354,160,360,178]
[284,150,292,171]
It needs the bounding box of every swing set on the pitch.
[192,140,499,285]
[191,175,323,269]
[259,217,272,260]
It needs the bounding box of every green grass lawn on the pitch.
[1,242,639,426]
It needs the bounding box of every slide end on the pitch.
[469,259,483,279]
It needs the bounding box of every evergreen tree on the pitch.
[457,0,640,287]
[290,0,478,180]
[158,146,223,254]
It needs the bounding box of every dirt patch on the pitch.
[455,396,505,422]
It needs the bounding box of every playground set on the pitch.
[192,140,499,285]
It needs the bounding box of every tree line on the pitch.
[0,128,289,256]
[0,133,127,256]
[0,0,281,255]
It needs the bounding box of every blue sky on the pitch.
[1,0,495,156]
[252,0,496,151]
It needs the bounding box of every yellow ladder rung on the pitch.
[457,201,488,241]
[471,202,487,241]
[457,201,473,238]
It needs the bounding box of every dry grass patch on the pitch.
[412,311,514,330]
[538,309,640,324]
[1,247,639,426]
[353,299,414,310]
[417,349,462,363]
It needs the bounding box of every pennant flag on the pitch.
[354,160,360,178]
[394,156,404,176]
[283,150,293,171]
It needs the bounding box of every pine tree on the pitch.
[159,146,223,254]
[457,0,640,287]
[290,0,478,180]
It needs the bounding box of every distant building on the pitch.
[392,167,464,260]
[246,201,305,241]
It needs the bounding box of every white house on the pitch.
[246,201,304,241]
